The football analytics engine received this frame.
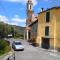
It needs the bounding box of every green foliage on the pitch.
[0,22,25,38]
[14,31,24,39]
[0,22,8,38]
[0,40,11,55]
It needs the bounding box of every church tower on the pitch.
[26,0,33,25]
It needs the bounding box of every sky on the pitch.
[0,0,60,27]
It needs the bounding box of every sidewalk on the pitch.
[37,47,60,58]
[28,41,60,57]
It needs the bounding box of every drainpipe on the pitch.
[54,17,56,52]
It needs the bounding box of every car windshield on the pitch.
[15,42,22,45]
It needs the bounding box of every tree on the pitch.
[0,22,8,38]
[10,26,15,37]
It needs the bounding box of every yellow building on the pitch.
[36,7,60,50]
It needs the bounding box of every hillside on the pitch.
[0,22,25,38]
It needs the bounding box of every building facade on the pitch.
[28,20,38,45]
[37,7,60,50]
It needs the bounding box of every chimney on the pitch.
[41,8,44,12]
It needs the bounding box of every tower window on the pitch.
[46,12,50,22]
[45,26,49,36]
[30,5,31,10]
[28,5,32,10]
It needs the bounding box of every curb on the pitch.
[0,50,15,60]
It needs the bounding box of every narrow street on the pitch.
[8,38,60,60]
[0,0,60,60]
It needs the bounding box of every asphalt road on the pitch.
[2,38,60,60]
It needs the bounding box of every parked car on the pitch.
[12,41,24,51]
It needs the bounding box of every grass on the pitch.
[0,39,11,56]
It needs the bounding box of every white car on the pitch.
[12,41,24,51]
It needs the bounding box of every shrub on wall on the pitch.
[0,40,11,55]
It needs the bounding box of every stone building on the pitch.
[25,0,37,41]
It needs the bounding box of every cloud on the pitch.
[32,0,37,6]
[8,22,19,25]
[12,15,26,23]
[1,0,37,6]
[0,15,26,26]
[0,15,8,23]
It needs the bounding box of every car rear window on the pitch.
[15,42,22,45]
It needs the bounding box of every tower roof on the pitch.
[28,0,33,4]
[28,0,32,2]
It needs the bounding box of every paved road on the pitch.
[1,38,60,60]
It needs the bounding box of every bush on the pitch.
[0,40,11,55]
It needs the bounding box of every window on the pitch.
[46,12,50,22]
[29,5,31,10]
[45,26,49,36]
[30,5,31,10]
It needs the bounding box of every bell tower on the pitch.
[27,0,33,11]
[26,0,33,25]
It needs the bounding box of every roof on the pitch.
[28,19,38,26]
[38,6,60,14]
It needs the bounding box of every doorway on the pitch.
[28,31,30,39]
[41,37,50,49]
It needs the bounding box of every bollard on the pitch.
[14,53,15,60]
